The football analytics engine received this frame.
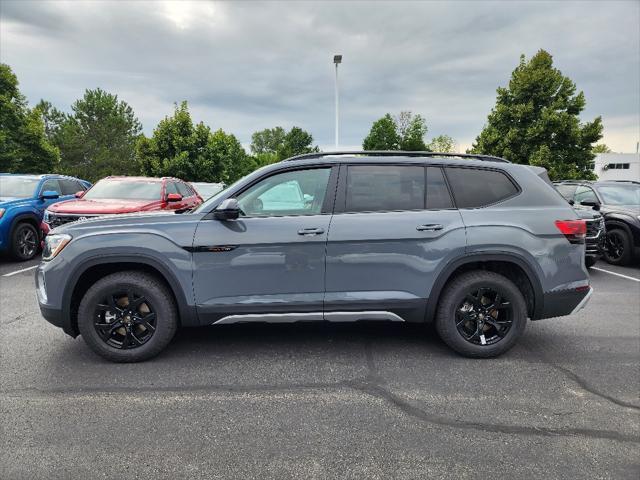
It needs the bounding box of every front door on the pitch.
[192,166,337,324]
[325,164,466,322]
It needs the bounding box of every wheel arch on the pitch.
[425,253,544,322]
[64,255,198,337]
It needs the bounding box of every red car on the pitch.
[43,176,203,230]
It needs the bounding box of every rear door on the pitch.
[324,164,466,322]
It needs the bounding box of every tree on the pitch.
[250,125,317,162]
[34,100,66,142]
[362,114,400,150]
[53,88,142,181]
[362,111,429,151]
[427,134,456,153]
[0,64,59,173]
[592,144,612,154]
[137,101,253,183]
[469,50,603,180]
[250,127,286,155]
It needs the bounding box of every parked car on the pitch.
[574,208,605,268]
[0,174,90,261]
[555,180,640,265]
[37,151,591,362]
[191,182,225,200]
[43,176,203,230]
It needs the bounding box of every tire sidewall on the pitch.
[78,274,177,362]
[604,229,631,265]
[436,273,527,358]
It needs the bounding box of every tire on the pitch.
[10,222,39,261]
[603,229,633,266]
[585,256,598,268]
[435,271,527,358]
[77,271,178,362]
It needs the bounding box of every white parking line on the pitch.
[591,267,640,283]
[2,265,38,277]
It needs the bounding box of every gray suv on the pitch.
[36,152,592,362]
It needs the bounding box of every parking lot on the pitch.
[1,257,638,479]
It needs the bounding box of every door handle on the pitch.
[297,227,325,236]
[416,224,443,231]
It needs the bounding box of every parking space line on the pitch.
[591,267,640,283]
[2,265,38,277]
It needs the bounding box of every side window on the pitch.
[345,165,425,212]
[40,179,61,195]
[236,168,331,217]
[445,168,519,208]
[164,182,179,196]
[176,182,191,197]
[574,186,597,203]
[426,167,453,209]
[59,179,82,195]
[555,184,577,201]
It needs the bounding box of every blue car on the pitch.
[0,174,91,261]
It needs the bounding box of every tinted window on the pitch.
[59,179,82,195]
[237,168,331,216]
[346,165,425,212]
[40,179,62,195]
[426,167,453,209]
[445,168,518,208]
[555,184,577,201]
[574,186,598,204]
[176,182,191,197]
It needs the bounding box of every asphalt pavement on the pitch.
[1,256,638,479]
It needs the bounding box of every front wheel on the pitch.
[77,271,178,362]
[603,229,632,266]
[11,222,39,261]
[435,271,527,358]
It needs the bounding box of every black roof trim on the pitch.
[283,151,510,163]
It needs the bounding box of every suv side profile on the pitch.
[36,152,591,362]
[555,180,640,265]
[0,174,91,261]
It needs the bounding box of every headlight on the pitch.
[42,234,72,261]
[0,208,5,219]
[43,210,50,222]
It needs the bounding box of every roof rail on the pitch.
[284,150,510,163]
[601,180,640,184]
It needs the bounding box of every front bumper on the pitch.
[36,264,77,337]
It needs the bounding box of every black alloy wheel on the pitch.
[455,288,513,346]
[12,223,38,261]
[93,290,157,349]
[604,229,632,265]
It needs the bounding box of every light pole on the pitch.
[333,55,342,149]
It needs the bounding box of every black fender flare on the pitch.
[425,252,545,322]
[9,212,42,236]
[62,254,198,336]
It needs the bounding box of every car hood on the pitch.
[573,208,602,220]
[0,197,34,208]
[48,198,158,214]
[602,204,640,217]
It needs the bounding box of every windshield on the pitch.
[596,184,640,206]
[192,183,225,200]
[84,179,162,200]
[0,177,40,198]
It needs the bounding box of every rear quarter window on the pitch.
[445,167,519,208]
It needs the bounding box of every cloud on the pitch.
[1,0,638,152]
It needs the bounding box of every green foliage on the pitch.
[362,114,401,150]
[362,111,429,151]
[592,144,612,154]
[427,134,456,153]
[469,50,602,180]
[49,88,142,182]
[250,125,318,161]
[0,64,59,173]
[137,101,253,183]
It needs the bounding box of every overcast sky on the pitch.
[1,0,638,152]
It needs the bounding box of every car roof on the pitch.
[284,151,509,165]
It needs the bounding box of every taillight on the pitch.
[555,220,586,244]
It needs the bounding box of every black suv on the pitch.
[555,180,640,265]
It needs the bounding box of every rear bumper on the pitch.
[535,287,592,320]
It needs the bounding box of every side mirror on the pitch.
[41,190,59,200]
[166,193,183,202]
[214,198,241,221]
[75,191,85,198]
[580,200,601,211]
[568,199,575,206]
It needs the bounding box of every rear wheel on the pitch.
[604,229,632,266]
[585,256,598,268]
[77,271,178,362]
[11,222,39,261]
[435,271,527,358]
